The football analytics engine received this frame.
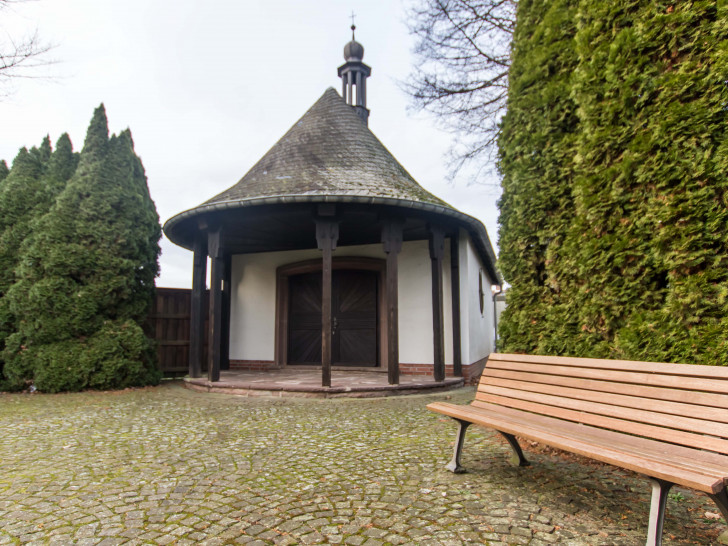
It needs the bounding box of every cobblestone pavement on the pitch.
[0,382,725,545]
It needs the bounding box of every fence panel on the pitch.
[148,288,209,376]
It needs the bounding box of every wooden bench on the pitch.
[428,353,728,545]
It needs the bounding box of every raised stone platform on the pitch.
[184,369,464,398]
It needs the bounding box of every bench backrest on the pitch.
[476,353,728,457]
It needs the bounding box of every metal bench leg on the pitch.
[708,488,728,522]
[498,432,530,467]
[445,419,470,473]
[646,478,673,546]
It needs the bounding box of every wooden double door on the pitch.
[288,269,378,366]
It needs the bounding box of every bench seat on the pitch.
[428,353,728,545]
[429,401,727,493]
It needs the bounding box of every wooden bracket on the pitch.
[381,217,404,255]
[428,224,445,260]
[316,219,339,251]
[207,228,224,259]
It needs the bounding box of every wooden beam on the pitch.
[220,254,232,371]
[207,228,224,382]
[316,217,339,387]
[189,234,207,378]
[382,217,404,385]
[429,225,445,382]
[450,232,462,377]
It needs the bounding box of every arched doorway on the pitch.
[275,257,387,370]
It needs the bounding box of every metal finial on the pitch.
[350,11,356,39]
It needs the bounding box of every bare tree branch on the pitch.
[404,0,516,182]
[0,0,55,97]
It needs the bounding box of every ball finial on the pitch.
[344,15,364,62]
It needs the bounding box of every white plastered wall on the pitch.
[458,229,496,364]
[228,240,455,365]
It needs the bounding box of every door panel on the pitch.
[333,270,378,366]
[287,269,378,367]
[288,272,322,364]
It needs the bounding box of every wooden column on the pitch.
[316,213,339,388]
[220,254,232,371]
[189,233,207,378]
[450,232,462,377]
[429,225,446,382]
[382,218,404,385]
[207,228,224,383]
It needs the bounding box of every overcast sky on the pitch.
[1,0,501,288]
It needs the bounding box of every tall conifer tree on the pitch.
[561,1,728,363]
[0,160,9,182]
[497,0,579,353]
[0,141,61,387]
[497,1,728,364]
[3,105,161,391]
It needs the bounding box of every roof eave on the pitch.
[163,195,500,283]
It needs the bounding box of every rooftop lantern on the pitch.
[338,23,371,125]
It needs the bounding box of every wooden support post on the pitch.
[429,225,445,382]
[450,232,462,377]
[316,212,339,388]
[382,217,404,385]
[189,234,207,379]
[220,254,232,371]
[207,228,224,383]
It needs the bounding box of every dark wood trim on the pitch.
[315,219,339,388]
[278,257,386,276]
[275,257,388,373]
[450,232,462,377]
[189,234,207,378]
[221,254,232,371]
[382,218,404,385]
[429,225,446,382]
[207,228,224,382]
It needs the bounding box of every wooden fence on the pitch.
[147,287,208,376]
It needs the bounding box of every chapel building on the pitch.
[163,31,500,390]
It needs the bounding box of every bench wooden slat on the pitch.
[428,401,725,493]
[472,394,728,454]
[431,401,728,482]
[429,353,728,543]
[489,353,728,379]
[484,361,728,394]
[482,368,728,409]
[476,384,728,437]
[462,401,728,475]
[479,376,728,423]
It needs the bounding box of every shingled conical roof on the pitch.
[202,88,447,207]
[164,87,498,281]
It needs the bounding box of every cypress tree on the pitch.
[562,1,728,363]
[497,1,728,364]
[0,145,46,295]
[3,105,162,392]
[0,135,78,387]
[497,0,580,353]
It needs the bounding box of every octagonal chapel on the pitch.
[164,31,500,390]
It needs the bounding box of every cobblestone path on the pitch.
[0,382,724,545]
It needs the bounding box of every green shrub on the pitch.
[2,105,161,391]
[498,1,728,365]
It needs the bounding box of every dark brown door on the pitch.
[288,270,378,366]
[288,272,323,364]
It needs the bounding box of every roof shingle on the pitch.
[204,88,449,208]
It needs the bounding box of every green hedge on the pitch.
[498,1,728,365]
[497,0,580,354]
[1,106,161,391]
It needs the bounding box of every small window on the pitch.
[478,270,485,316]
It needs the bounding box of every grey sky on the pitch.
[1,0,501,288]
